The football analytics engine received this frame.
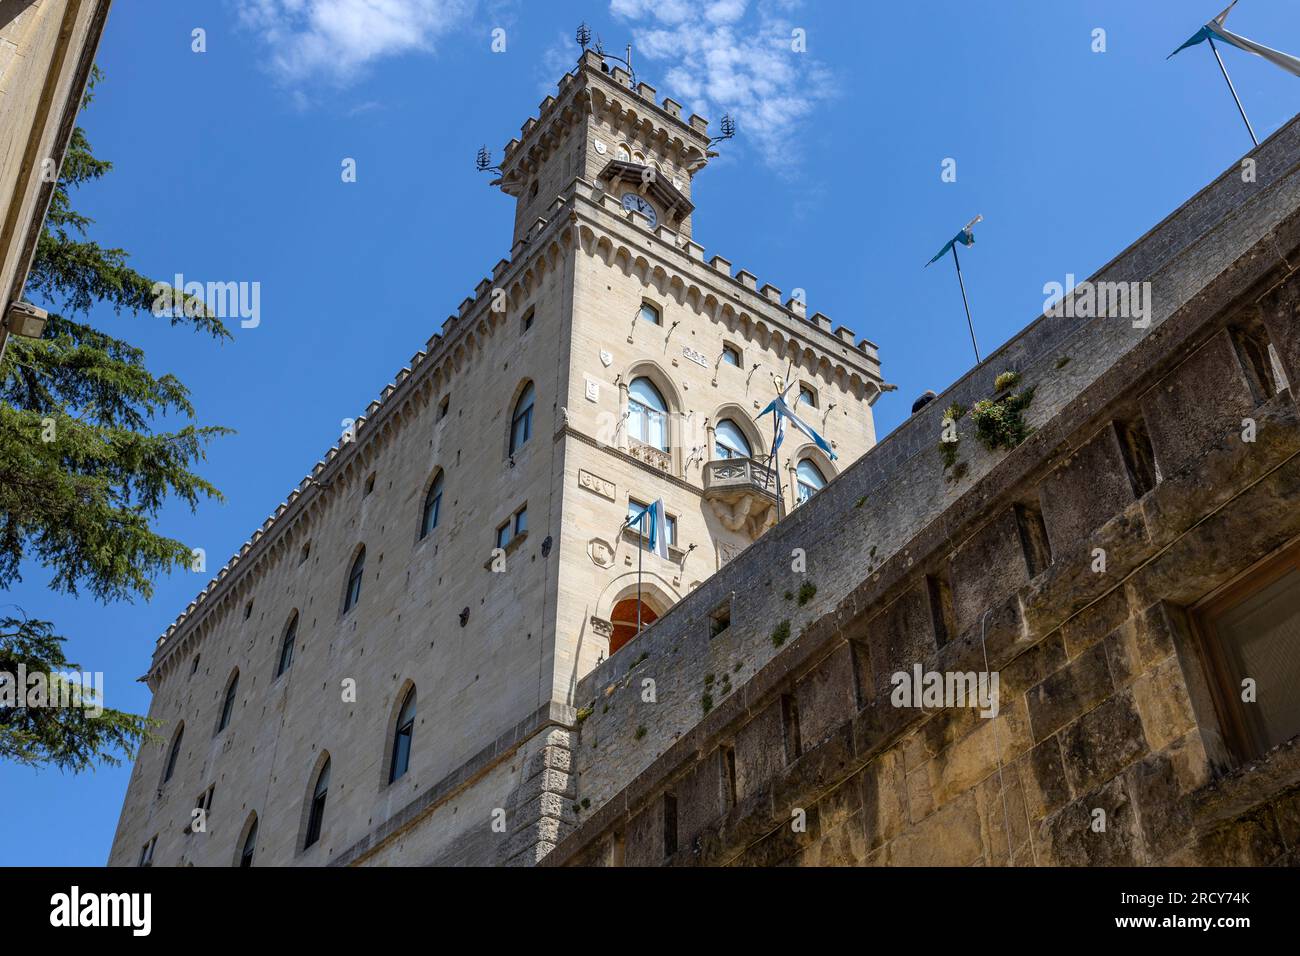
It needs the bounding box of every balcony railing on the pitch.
[703,457,779,501]
[628,439,672,473]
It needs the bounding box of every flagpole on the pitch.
[1207,35,1259,148]
[636,530,643,635]
[950,243,981,363]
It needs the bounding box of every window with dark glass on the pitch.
[138,836,156,867]
[1193,540,1300,761]
[420,472,444,540]
[276,615,297,677]
[163,725,184,783]
[343,548,365,613]
[216,672,238,733]
[510,382,535,455]
[305,758,330,848]
[239,816,258,867]
[389,688,416,784]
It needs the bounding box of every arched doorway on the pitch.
[609,597,659,655]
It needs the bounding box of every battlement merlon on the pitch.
[493,50,713,199]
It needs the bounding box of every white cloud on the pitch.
[609,0,834,172]
[236,0,475,84]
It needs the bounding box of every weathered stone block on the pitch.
[857,748,907,850]
[950,509,1032,636]
[1139,329,1256,480]
[1260,276,1300,387]
[1017,736,1070,820]
[1132,655,1196,752]
[1061,586,1129,661]
[794,644,858,749]
[1058,689,1148,795]
[885,790,984,866]
[1025,642,1114,743]
[1039,423,1138,557]
[1038,775,1141,866]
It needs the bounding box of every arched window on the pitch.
[509,382,535,455]
[276,614,297,678]
[628,377,668,451]
[343,548,365,614]
[420,472,443,540]
[388,687,416,784]
[633,150,646,164]
[638,302,661,325]
[304,757,330,849]
[238,814,258,867]
[796,459,827,504]
[617,143,631,161]
[714,419,752,460]
[216,670,238,734]
[721,344,741,367]
[798,384,818,408]
[163,724,184,783]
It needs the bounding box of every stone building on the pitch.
[0,0,111,358]
[543,115,1300,868]
[107,51,885,867]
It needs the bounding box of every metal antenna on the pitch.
[576,22,591,50]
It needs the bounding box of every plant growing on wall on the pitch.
[971,372,1035,452]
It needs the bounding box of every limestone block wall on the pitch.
[0,0,109,310]
[108,231,579,867]
[550,190,882,697]
[543,115,1300,864]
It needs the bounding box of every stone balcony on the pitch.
[702,457,782,541]
[628,439,672,473]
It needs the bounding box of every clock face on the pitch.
[621,192,658,228]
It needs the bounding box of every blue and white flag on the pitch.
[629,499,670,560]
[1169,2,1300,78]
[926,215,983,267]
[760,393,838,461]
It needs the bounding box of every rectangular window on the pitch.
[926,567,957,648]
[1014,500,1053,577]
[1116,417,1159,497]
[780,693,802,765]
[138,836,156,867]
[521,307,534,333]
[438,395,450,420]
[662,791,678,858]
[1193,540,1300,761]
[627,499,677,550]
[722,744,739,809]
[709,597,732,639]
[496,505,528,550]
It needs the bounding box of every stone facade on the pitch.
[543,115,1300,867]
[107,52,884,867]
[0,0,110,350]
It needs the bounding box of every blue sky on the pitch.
[2,0,1296,865]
